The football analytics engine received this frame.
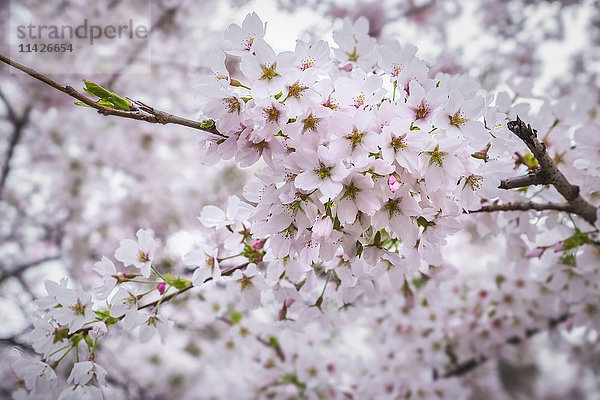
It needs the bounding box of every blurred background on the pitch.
[1,0,599,398]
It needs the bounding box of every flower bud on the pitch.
[89,322,107,340]
[388,174,401,193]
[525,246,545,258]
[157,282,166,295]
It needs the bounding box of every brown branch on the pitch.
[441,313,568,379]
[498,117,597,225]
[0,98,31,199]
[0,54,222,136]
[0,336,35,353]
[220,316,286,362]
[137,262,249,311]
[0,255,61,282]
[470,201,575,214]
[70,262,250,337]
[499,168,550,190]
[0,88,19,123]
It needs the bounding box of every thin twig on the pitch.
[499,169,550,190]
[497,117,597,225]
[0,255,61,283]
[441,313,568,379]
[0,102,31,199]
[0,87,19,123]
[70,262,250,337]
[470,201,575,214]
[0,54,221,135]
[137,262,249,311]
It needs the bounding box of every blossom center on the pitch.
[353,92,365,108]
[342,183,359,200]
[314,163,333,179]
[464,174,483,190]
[238,275,253,291]
[347,127,366,148]
[138,251,150,263]
[224,97,241,114]
[243,35,254,51]
[346,47,358,62]
[263,106,281,123]
[426,145,446,167]
[301,113,321,133]
[300,57,315,71]
[69,299,86,316]
[384,198,402,216]
[390,134,407,150]
[413,101,430,120]
[287,82,308,99]
[449,111,467,127]
[260,63,279,81]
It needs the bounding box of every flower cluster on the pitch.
[198,12,514,288]
[11,12,600,400]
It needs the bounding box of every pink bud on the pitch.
[525,246,545,258]
[388,174,400,193]
[252,239,265,250]
[157,282,166,295]
[565,317,574,332]
[284,297,295,308]
[553,241,565,252]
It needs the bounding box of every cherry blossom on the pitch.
[114,229,157,278]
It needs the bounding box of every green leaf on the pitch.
[164,273,191,290]
[82,79,133,111]
[416,216,436,231]
[70,333,84,346]
[374,230,382,247]
[74,101,93,108]
[200,119,215,129]
[523,153,539,169]
[563,229,592,251]
[355,240,363,257]
[231,311,243,325]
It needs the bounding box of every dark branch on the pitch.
[70,262,250,337]
[470,201,575,214]
[0,88,19,123]
[137,262,249,311]
[0,54,221,136]
[499,168,550,190]
[0,101,31,199]
[0,255,61,283]
[442,314,568,379]
[497,117,597,225]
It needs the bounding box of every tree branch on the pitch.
[499,168,550,190]
[0,255,61,283]
[0,54,221,136]
[70,262,250,337]
[470,201,575,214]
[441,313,568,379]
[497,117,597,225]
[0,88,19,123]
[0,97,31,199]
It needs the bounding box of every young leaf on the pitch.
[82,79,133,111]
